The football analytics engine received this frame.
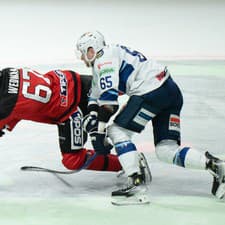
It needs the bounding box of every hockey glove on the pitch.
[83,114,98,133]
[90,131,113,155]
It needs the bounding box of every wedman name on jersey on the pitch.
[8,69,19,94]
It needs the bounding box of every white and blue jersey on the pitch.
[89,44,169,106]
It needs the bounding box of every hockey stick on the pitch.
[52,173,74,188]
[20,152,98,174]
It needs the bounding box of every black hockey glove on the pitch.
[82,114,98,133]
[90,131,113,155]
[0,129,5,137]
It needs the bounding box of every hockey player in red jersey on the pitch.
[0,67,121,172]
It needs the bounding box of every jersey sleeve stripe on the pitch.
[119,60,134,93]
[99,89,118,101]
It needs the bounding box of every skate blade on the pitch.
[139,152,152,184]
[216,183,225,199]
[111,194,150,206]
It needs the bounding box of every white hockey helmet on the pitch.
[76,31,106,63]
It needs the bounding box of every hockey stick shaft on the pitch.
[20,152,98,174]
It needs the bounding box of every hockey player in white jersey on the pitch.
[76,31,225,205]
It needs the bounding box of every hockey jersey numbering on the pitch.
[0,68,81,131]
[90,44,168,106]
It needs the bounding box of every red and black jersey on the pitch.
[0,68,81,130]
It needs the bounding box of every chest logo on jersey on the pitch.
[55,70,68,107]
[99,67,115,77]
[8,68,19,94]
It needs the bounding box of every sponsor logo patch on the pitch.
[97,61,112,70]
[99,67,115,77]
[169,114,180,132]
[55,70,68,107]
[71,110,83,149]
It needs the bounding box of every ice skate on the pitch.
[206,151,225,199]
[111,172,150,206]
[138,152,152,185]
[116,153,152,182]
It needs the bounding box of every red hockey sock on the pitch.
[87,150,122,172]
[62,149,122,172]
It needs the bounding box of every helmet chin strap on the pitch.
[85,61,92,68]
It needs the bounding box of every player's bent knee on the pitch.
[155,139,179,164]
[61,149,87,170]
